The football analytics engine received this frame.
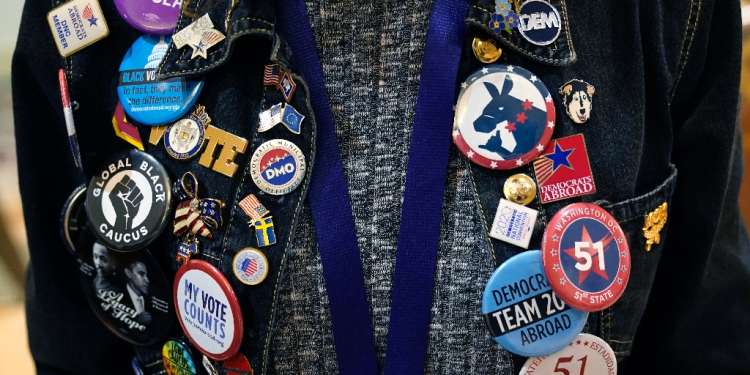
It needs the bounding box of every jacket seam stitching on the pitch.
[669,0,701,103]
[467,161,497,267]
[468,0,575,64]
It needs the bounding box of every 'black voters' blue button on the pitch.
[118,35,204,126]
[482,250,587,357]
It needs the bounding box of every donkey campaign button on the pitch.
[542,203,630,312]
[482,250,587,357]
[86,150,172,252]
[453,64,555,169]
[114,0,180,35]
[118,35,204,126]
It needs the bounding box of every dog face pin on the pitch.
[559,80,595,124]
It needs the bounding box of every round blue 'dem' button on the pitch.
[482,250,587,357]
[118,35,204,126]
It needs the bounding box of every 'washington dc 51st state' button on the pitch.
[482,250,587,357]
[453,64,555,170]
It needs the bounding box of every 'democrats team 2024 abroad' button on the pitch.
[482,250,587,357]
[542,203,630,311]
[453,64,555,170]
[86,150,172,252]
[118,35,204,126]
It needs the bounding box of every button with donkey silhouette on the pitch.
[86,150,172,252]
[453,64,555,170]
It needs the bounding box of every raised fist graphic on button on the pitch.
[112,175,144,231]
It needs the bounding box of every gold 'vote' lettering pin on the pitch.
[643,202,668,251]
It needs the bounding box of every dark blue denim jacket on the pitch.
[13,0,750,374]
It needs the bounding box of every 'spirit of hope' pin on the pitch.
[482,250,587,357]
[453,64,555,170]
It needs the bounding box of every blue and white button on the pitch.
[250,139,306,195]
[517,0,561,46]
[118,35,204,126]
[482,250,587,357]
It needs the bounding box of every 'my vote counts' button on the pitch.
[482,250,587,357]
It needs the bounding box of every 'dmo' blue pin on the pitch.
[482,250,587,357]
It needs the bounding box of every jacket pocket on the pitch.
[595,164,677,360]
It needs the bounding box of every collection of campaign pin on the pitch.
[465,7,637,370]
[49,4,314,374]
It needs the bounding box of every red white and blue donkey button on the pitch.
[453,64,555,169]
[542,203,630,312]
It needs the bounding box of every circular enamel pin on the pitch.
[517,0,562,46]
[542,203,630,312]
[233,248,269,285]
[520,333,617,375]
[165,105,211,160]
[174,259,244,361]
[60,185,87,255]
[482,250,587,357]
[86,150,172,252]
[453,64,555,170]
[163,340,198,375]
[118,35,204,126]
[250,139,306,195]
[114,0,180,35]
[75,230,173,345]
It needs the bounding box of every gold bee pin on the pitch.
[643,202,668,251]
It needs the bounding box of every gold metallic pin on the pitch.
[643,202,668,251]
[472,35,502,64]
[503,173,536,205]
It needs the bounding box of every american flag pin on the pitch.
[238,194,270,223]
[232,248,268,285]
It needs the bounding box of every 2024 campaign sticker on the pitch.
[250,139,306,195]
[532,134,596,203]
[453,64,555,169]
[482,250,587,357]
[174,260,244,361]
[542,203,630,311]
[118,35,204,126]
[75,235,172,345]
[86,150,172,252]
[520,333,617,375]
[114,0,181,35]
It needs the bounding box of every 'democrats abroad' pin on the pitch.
[60,185,88,255]
[86,150,171,252]
[517,0,561,46]
[174,259,244,360]
[75,234,173,345]
[114,0,181,35]
[520,333,617,375]
[163,340,198,375]
[532,134,595,203]
[47,0,109,57]
[233,248,269,285]
[453,64,555,169]
[165,105,211,160]
[251,139,306,195]
[542,203,630,311]
[482,250,587,357]
[118,35,204,126]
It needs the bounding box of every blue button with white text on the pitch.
[482,250,587,357]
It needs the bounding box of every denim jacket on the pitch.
[13,0,750,374]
